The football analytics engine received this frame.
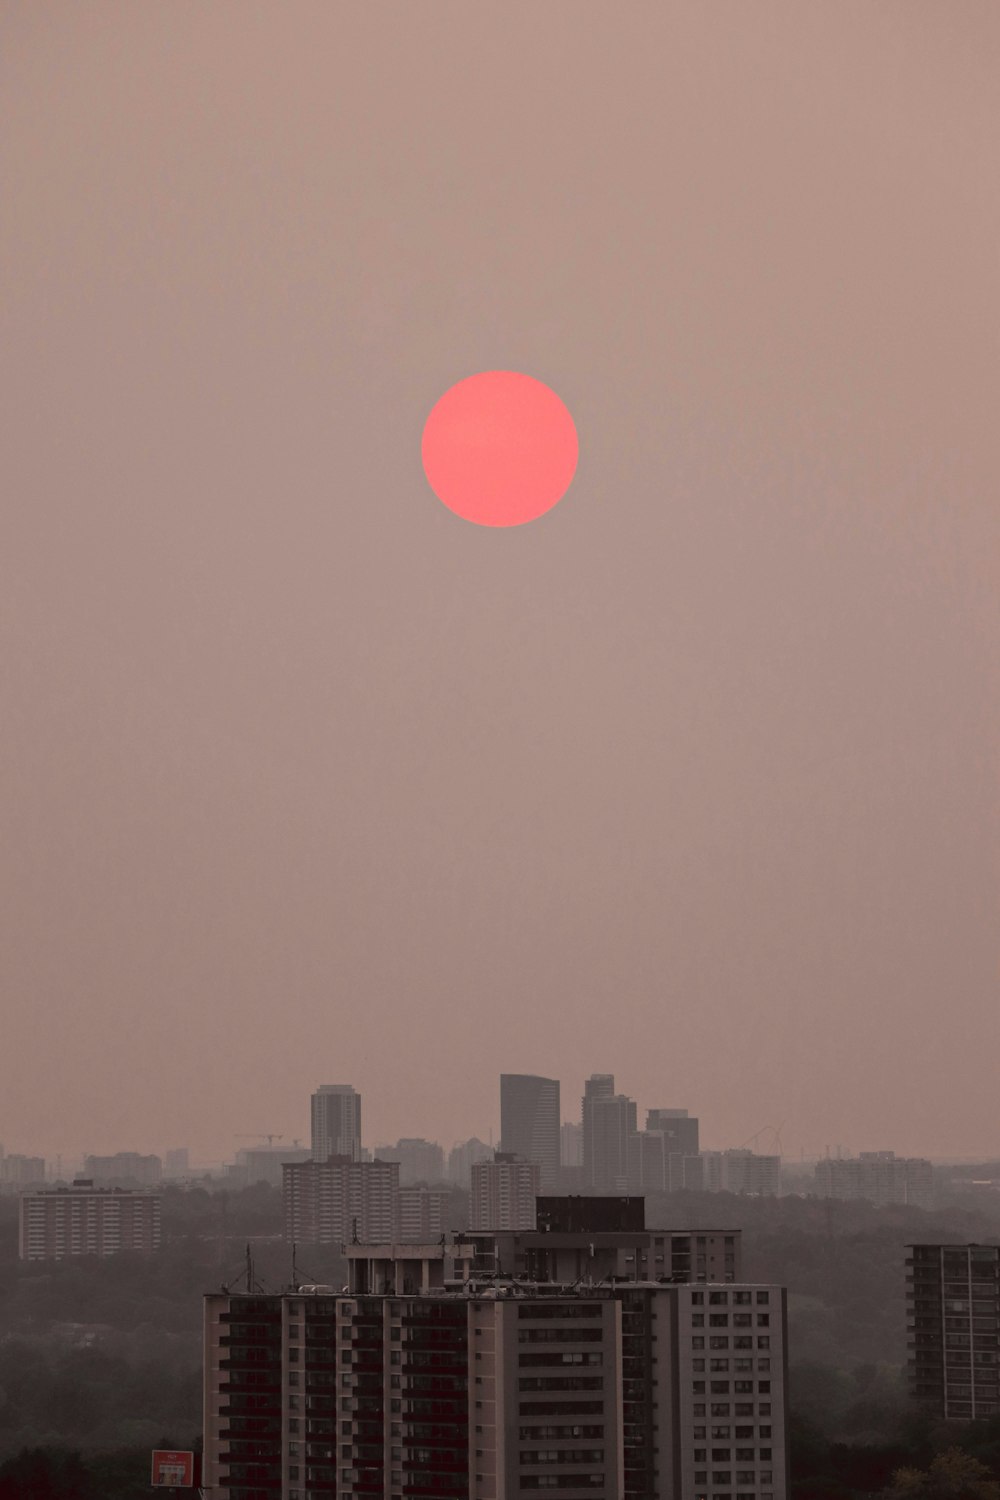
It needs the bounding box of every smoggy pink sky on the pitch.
[3,3,998,1167]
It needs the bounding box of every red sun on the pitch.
[421,370,578,527]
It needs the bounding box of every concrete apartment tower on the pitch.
[203,1200,787,1499]
[470,1152,541,1231]
[310,1083,362,1162]
[499,1074,560,1191]
[907,1243,1000,1421]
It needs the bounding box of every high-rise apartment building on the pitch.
[583,1075,637,1193]
[815,1152,932,1209]
[703,1152,781,1198]
[83,1151,162,1186]
[203,1201,786,1500]
[311,1084,363,1163]
[448,1136,492,1188]
[374,1138,446,1185]
[907,1243,1000,1421]
[470,1153,540,1231]
[0,1151,46,1189]
[397,1185,450,1241]
[499,1075,560,1192]
[283,1157,399,1245]
[19,1180,161,1261]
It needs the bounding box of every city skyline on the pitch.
[0,1065,977,1173]
[4,4,999,1170]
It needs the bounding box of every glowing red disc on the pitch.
[421,370,578,527]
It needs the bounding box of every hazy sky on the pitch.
[3,3,998,1166]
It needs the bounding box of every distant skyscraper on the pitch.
[560,1120,583,1167]
[908,1243,1000,1420]
[499,1074,560,1191]
[582,1074,637,1192]
[310,1083,362,1162]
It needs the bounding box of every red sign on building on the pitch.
[150,1450,196,1487]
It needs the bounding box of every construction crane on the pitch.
[739,1123,785,1156]
[235,1134,284,1148]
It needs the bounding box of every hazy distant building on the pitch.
[282,1156,399,1244]
[560,1119,583,1167]
[628,1130,703,1194]
[646,1107,700,1157]
[0,1151,46,1190]
[20,1180,160,1261]
[908,1243,1000,1420]
[470,1152,540,1231]
[164,1148,189,1176]
[582,1074,637,1192]
[397,1185,450,1240]
[233,1144,311,1188]
[703,1150,781,1197]
[310,1083,362,1162]
[499,1074,560,1191]
[446,1135,491,1187]
[373,1137,445,1185]
[815,1152,933,1209]
[83,1152,162,1187]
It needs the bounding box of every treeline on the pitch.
[0,1445,164,1499]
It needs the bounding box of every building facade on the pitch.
[19,1181,161,1260]
[470,1154,540,1231]
[83,1151,162,1186]
[448,1138,493,1189]
[283,1158,400,1245]
[500,1076,561,1193]
[311,1086,363,1164]
[374,1140,446,1186]
[815,1153,933,1209]
[646,1110,700,1158]
[582,1076,638,1194]
[203,1251,786,1499]
[0,1151,46,1190]
[701,1153,781,1198]
[907,1243,1000,1422]
[397,1187,450,1241]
